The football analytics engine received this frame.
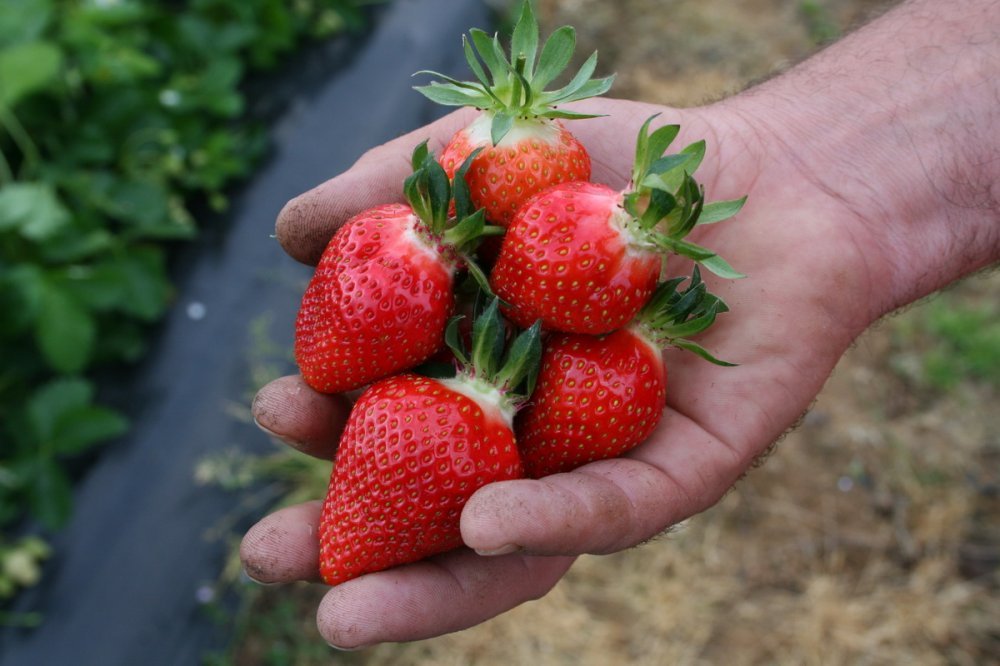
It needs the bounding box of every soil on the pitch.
[233,1,1000,663]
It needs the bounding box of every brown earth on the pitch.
[231,1,1000,663]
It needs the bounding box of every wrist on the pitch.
[732,0,1000,320]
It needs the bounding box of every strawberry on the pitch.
[490,115,747,335]
[318,300,542,585]
[415,0,614,227]
[517,267,734,478]
[294,143,499,394]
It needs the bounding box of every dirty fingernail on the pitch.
[253,416,306,449]
[474,544,520,557]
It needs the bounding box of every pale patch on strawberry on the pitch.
[460,112,564,148]
[438,375,514,431]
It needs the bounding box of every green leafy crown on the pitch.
[445,297,543,406]
[621,114,749,281]
[404,142,503,292]
[633,267,736,367]
[413,1,615,145]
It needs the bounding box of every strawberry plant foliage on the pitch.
[0,0,371,561]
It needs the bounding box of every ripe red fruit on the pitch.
[318,300,542,585]
[491,115,747,335]
[438,114,591,228]
[490,180,661,334]
[517,268,734,478]
[295,144,499,394]
[415,1,613,226]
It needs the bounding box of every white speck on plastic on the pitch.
[186,302,207,321]
[195,585,216,604]
[837,476,854,492]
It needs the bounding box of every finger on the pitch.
[252,375,351,460]
[462,408,757,557]
[241,501,324,584]
[316,549,573,649]
[276,108,476,265]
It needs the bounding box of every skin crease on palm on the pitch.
[240,0,999,650]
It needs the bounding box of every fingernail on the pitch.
[327,642,367,652]
[241,567,280,587]
[474,544,520,556]
[253,416,306,449]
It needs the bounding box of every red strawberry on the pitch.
[438,114,591,228]
[518,268,734,478]
[318,300,542,585]
[295,144,500,394]
[491,115,747,335]
[415,0,613,227]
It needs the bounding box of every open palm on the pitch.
[241,96,882,648]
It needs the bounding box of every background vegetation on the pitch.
[0,0,371,617]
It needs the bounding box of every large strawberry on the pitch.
[318,300,542,585]
[517,268,733,478]
[415,0,614,227]
[295,144,499,394]
[490,115,747,335]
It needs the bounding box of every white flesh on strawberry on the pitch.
[463,111,563,149]
[438,375,515,430]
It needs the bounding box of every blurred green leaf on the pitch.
[0,41,62,107]
[28,458,72,529]
[0,0,52,47]
[69,248,171,319]
[27,378,92,445]
[0,0,373,544]
[51,405,128,456]
[0,182,71,241]
[35,281,95,374]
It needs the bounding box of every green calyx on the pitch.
[621,114,748,281]
[404,141,504,290]
[413,0,615,145]
[445,298,542,405]
[632,266,736,367]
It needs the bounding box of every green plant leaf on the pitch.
[469,29,510,91]
[531,26,575,89]
[413,82,490,107]
[699,196,748,224]
[0,0,52,47]
[29,458,72,529]
[51,405,128,456]
[0,41,62,107]
[699,253,746,280]
[671,338,738,367]
[491,111,515,146]
[510,0,539,76]
[27,378,92,445]
[0,182,71,241]
[35,281,95,374]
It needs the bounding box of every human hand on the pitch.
[241,0,1000,648]
[240,94,883,647]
